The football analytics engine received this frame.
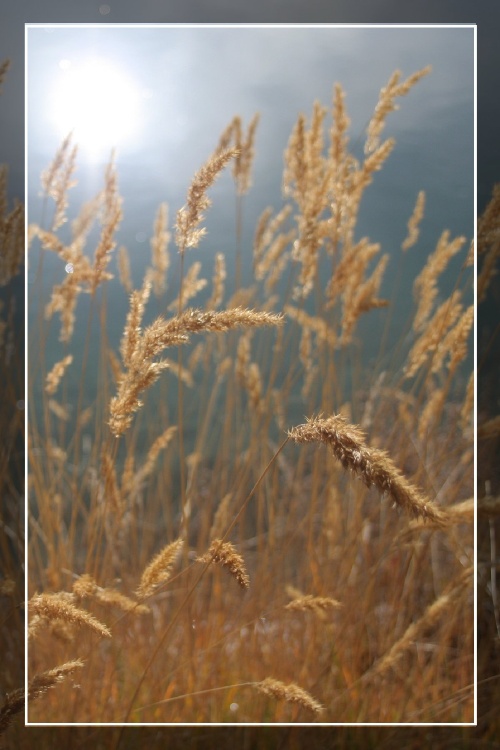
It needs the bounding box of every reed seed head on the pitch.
[256,677,324,715]
[288,414,446,524]
[198,540,250,589]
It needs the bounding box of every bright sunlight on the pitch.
[49,57,142,158]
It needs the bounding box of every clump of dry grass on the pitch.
[26,66,473,726]
[40,131,78,232]
[288,414,446,523]
[28,593,111,639]
[109,306,282,436]
[72,574,151,615]
[401,190,426,251]
[136,538,184,599]
[0,120,24,288]
[412,231,466,334]
[198,539,250,589]
[285,594,342,614]
[364,67,432,154]
[365,565,473,681]
[0,660,84,735]
[150,202,170,296]
[477,183,500,301]
[44,354,73,395]
[32,143,122,342]
[255,677,324,716]
[90,154,123,294]
[397,498,474,542]
[176,147,239,253]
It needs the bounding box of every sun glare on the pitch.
[50,57,142,158]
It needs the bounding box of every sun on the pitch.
[49,57,143,158]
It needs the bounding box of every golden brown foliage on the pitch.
[25,66,473,725]
[256,677,324,715]
[288,414,446,523]
[198,539,250,589]
[29,593,111,638]
[136,539,184,599]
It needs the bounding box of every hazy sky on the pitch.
[26,25,473,170]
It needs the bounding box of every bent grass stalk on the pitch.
[288,413,446,523]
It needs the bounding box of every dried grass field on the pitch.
[2,62,480,737]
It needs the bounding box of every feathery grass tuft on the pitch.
[288,414,446,523]
[256,677,324,715]
[198,540,250,589]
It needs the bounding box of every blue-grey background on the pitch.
[23,25,474,450]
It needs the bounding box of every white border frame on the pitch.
[24,21,477,729]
